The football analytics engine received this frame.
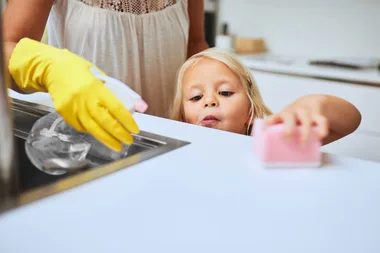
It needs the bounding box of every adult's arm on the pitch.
[3,0,54,93]
[187,0,208,58]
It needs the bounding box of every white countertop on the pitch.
[239,54,380,85]
[2,91,380,253]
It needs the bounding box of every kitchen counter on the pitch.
[1,91,380,253]
[239,54,380,86]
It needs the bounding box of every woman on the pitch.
[3,0,208,151]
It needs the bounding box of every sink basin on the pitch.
[0,98,189,214]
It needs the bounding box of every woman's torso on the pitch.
[47,0,190,117]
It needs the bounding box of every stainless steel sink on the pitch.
[0,98,189,214]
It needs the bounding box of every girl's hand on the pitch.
[264,97,329,143]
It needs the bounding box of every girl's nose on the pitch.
[204,96,219,108]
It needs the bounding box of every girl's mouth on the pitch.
[201,115,220,127]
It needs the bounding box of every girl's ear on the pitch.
[245,108,254,125]
[246,116,253,125]
[244,114,255,136]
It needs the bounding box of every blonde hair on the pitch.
[170,48,272,135]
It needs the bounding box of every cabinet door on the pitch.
[321,131,380,162]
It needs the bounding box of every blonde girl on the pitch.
[171,48,361,145]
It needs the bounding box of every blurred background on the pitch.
[204,0,380,162]
[205,0,380,58]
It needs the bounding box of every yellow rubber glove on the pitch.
[9,38,139,151]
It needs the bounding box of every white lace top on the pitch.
[78,0,177,13]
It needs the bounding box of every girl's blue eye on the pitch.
[190,95,202,101]
[219,91,234,97]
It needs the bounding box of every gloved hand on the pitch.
[9,38,139,151]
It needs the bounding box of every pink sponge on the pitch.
[253,119,322,167]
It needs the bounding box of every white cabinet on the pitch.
[321,131,380,162]
[252,70,380,162]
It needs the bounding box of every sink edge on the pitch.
[1,98,190,214]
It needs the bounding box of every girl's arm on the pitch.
[3,0,54,93]
[187,0,209,58]
[265,94,362,145]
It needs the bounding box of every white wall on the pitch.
[217,0,380,58]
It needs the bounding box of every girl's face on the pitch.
[182,58,251,134]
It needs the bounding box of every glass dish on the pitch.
[25,112,130,175]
